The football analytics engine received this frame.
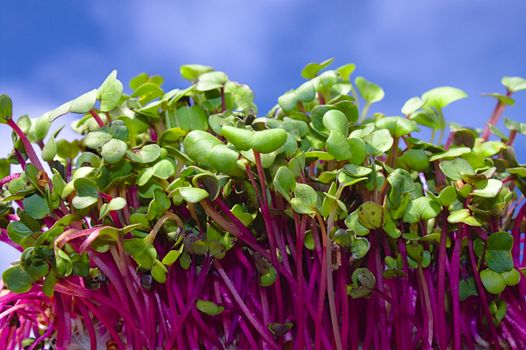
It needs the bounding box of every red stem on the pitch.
[89,109,105,127]
[436,211,449,348]
[508,130,517,146]
[481,90,512,140]
[6,119,45,171]
[467,234,500,349]
[450,229,463,350]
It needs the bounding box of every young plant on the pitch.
[0,62,525,349]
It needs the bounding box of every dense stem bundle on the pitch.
[0,63,525,349]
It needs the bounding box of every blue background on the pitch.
[1,0,525,270]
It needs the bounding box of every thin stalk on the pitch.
[318,211,343,350]
[360,102,371,122]
[450,229,463,350]
[164,257,212,350]
[436,211,448,349]
[467,234,500,349]
[507,129,517,145]
[417,265,434,349]
[481,90,512,140]
[314,212,329,350]
[89,109,105,128]
[374,231,389,350]
[220,87,226,112]
[214,260,279,349]
[6,119,45,171]
[294,214,307,350]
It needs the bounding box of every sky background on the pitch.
[0,0,525,270]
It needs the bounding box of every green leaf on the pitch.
[458,277,479,301]
[84,131,113,149]
[184,131,223,165]
[42,137,57,161]
[148,190,171,219]
[151,260,168,283]
[253,129,288,154]
[403,197,441,224]
[323,110,349,135]
[134,144,162,163]
[260,266,277,287]
[326,131,353,160]
[23,194,50,220]
[480,269,506,295]
[459,278,479,301]
[278,91,298,112]
[2,265,33,293]
[357,202,384,229]
[101,139,127,164]
[398,149,429,172]
[508,167,526,177]
[28,116,51,142]
[7,221,33,246]
[383,215,401,238]
[295,81,316,102]
[72,178,99,210]
[70,89,97,113]
[153,159,175,179]
[196,299,224,316]
[437,186,457,206]
[177,187,209,203]
[375,116,419,138]
[447,209,470,223]
[504,118,526,134]
[401,97,424,115]
[348,138,367,165]
[472,179,503,198]
[180,64,214,81]
[421,86,467,110]
[502,76,526,93]
[487,232,513,251]
[386,168,414,209]
[473,141,504,158]
[485,232,514,273]
[409,109,441,130]
[108,197,126,211]
[221,126,254,151]
[0,94,13,121]
[162,244,185,266]
[348,267,376,298]
[301,58,334,79]
[291,183,318,215]
[196,71,227,91]
[55,249,73,276]
[273,166,296,201]
[355,76,384,103]
[501,268,520,286]
[439,158,474,181]
[98,70,124,112]
[336,63,356,82]
[429,147,471,162]
[364,129,394,156]
[350,236,371,260]
[343,164,372,177]
[481,93,515,106]
[207,144,242,176]
[345,212,369,236]
[131,83,164,103]
[42,272,57,297]
[314,70,338,92]
[333,228,353,248]
[175,106,208,131]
